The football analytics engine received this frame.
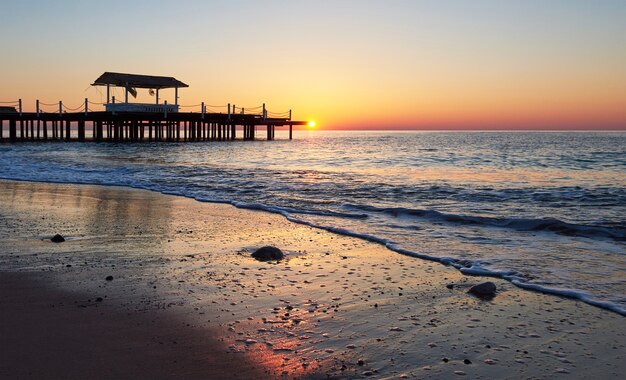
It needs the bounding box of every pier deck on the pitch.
[0,111,308,142]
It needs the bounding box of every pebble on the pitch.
[468,281,497,299]
[105,275,114,281]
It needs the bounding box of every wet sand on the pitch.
[0,180,624,379]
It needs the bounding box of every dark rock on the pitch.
[446,284,454,289]
[251,246,284,261]
[468,282,497,299]
[464,359,472,365]
[96,297,103,302]
[442,358,449,363]
[357,359,365,366]
[105,275,114,281]
[51,234,65,243]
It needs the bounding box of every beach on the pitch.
[0,179,624,379]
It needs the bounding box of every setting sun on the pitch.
[308,121,316,128]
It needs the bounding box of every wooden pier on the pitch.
[0,72,309,143]
[0,110,307,143]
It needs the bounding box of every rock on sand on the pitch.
[468,281,497,299]
[251,246,284,261]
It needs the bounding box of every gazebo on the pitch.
[92,72,189,113]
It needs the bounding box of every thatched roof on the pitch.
[92,72,189,89]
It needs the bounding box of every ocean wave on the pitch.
[344,204,626,241]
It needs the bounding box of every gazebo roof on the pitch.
[92,72,189,89]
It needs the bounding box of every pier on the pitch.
[0,72,309,143]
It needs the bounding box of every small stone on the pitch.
[468,282,497,299]
[442,358,449,363]
[362,371,374,376]
[357,359,365,366]
[51,234,65,243]
[95,297,103,302]
[390,327,404,332]
[463,359,472,365]
[105,275,114,281]
[346,344,356,349]
[251,246,284,261]
[454,371,466,376]
[446,284,454,289]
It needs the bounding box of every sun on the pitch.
[307,121,316,128]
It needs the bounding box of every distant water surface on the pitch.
[1,131,625,314]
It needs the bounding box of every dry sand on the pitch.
[0,180,624,379]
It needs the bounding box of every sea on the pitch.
[1,130,625,315]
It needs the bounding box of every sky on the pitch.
[1,0,625,130]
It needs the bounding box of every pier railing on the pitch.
[0,98,304,143]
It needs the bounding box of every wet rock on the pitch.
[51,234,65,243]
[105,275,114,281]
[251,246,284,261]
[468,281,497,299]
[463,359,472,365]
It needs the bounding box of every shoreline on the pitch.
[1,176,623,317]
[1,179,624,379]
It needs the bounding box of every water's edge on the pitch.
[2,176,624,317]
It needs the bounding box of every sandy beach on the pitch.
[0,180,624,379]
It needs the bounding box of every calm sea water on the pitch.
[1,131,625,314]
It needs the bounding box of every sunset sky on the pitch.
[1,0,625,130]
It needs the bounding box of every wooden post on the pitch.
[18,99,22,116]
[125,82,129,103]
[30,119,34,140]
[175,87,178,106]
[66,120,70,140]
[78,120,85,141]
[228,103,231,121]
[156,89,159,104]
[289,124,293,140]
[42,120,47,140]
[20,119,24,140]
[263,103,266,120]
[289,109,292,120]
[201,102,205,120]
[164,100,168,118]
[85,98,88,116]
[10,119,17,141]
[106,84,110,103]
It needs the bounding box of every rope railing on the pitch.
[2,98,294,120]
